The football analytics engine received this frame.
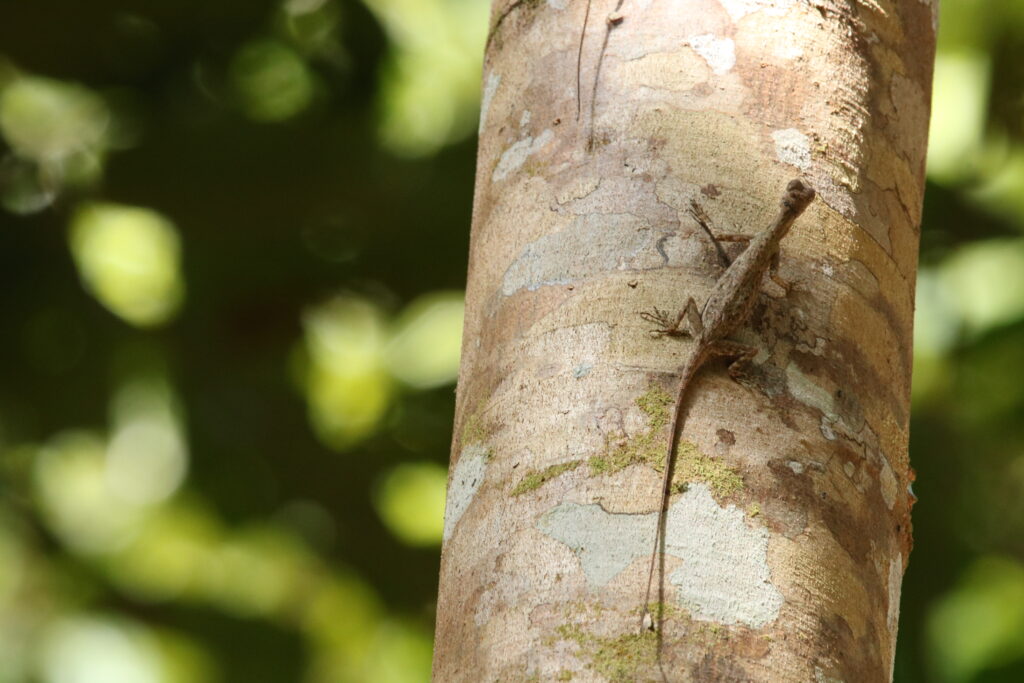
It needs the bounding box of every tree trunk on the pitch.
[435,1,935,680]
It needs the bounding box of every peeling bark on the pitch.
[435,0,935,680]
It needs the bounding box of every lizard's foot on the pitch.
[770,273,798,294]
[726,360,753,382]
[639,307,688,338]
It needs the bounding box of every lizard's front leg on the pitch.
[640,297,702,338]
[689,200,752,268]
[768,251,794,292]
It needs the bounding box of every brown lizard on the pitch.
[638,178,817,631]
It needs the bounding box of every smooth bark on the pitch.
[436,1,935,680]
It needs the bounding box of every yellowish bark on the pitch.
[436,1,935,680]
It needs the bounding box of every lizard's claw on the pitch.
[640,307,690,338]
[639,307,673,334]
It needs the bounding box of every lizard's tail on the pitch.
[639,350,705,632]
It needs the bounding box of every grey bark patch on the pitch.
[443,444,489,542]
[501,214,655,295]
[536,484,783,628]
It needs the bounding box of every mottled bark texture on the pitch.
[435,1,935,681]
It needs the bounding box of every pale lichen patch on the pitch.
[537,485,783,627]
[879,452,897,509]
[665,484,783,628]
[689,34,736,75]
[772,128,812,171]
[492,129,555,182]
[786,363,836,418]
[479,72,501,135]
[536,502,653,587]
[887,556,903,676]
[815,666,845,683]
[442,444,489,542]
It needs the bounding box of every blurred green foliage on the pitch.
[0,0,1022,681]
[0,0,479,680]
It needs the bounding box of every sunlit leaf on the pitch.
[105,500,221,604]
[69,203,184,327]
[37,616,163,683]
[374,462,446,546]
[384,291,464,389]
[106,376,188,506]
[303,575,383,681]
[926,52,989,183]
[198,527,307,617]
[279,0,344,60]
[33,432,148,555]
[37,616,215,683]
[230,40,316,122]
[940,238,1024,335]
[0,154,56,214]
[0,76,108,162]
[361,0,488,156]
[927,556,1024,682]
[360,619,433,683]
[302,296,392,450]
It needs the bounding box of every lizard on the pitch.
[638,178,817,632]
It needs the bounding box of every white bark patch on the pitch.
[479,72,501,135]
[665,484,783,628]
[689,34,736,75]
[547,0,567,9]
[719,0,796,22]
[492,129,555,182]
[820,415,837,440]
[814,667,845,683]
[786,364,836,418]
[519,109,532,128]
[787,460,805,474]
[501,213,652,295]
[887,556,903,672]
[536,484,783,628]
[772,128,812,171]
[879,453,897,509]
[774,42,804,60]
[442,444,489,542]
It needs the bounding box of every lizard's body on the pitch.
[639,179,816,631]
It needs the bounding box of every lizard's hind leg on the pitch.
[709,339,758,380]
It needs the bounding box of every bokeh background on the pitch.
[0,0,1020,681]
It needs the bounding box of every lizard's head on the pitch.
[782,178,816,211]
